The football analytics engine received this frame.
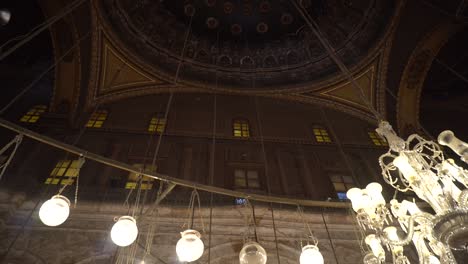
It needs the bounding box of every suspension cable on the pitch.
[0,0,88,61]
[0,31,91,115]
[291,0,383,122]
[208,28,221,264]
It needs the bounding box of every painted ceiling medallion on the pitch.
[224,1,234,14]
[231,24,242,35]
[259,1,271,13]
[243,4,252,16]
[184,4,196,16]
[206,17,219,29]
[103,0,395,90]
[256,22,268,34]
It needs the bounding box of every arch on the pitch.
[196,49,211,64]
[286,51,299,65]
[263,55,278,68]
[396,21,464,136]
[38,0,87,121]
[218,55,232,67]
[240,56,255,68]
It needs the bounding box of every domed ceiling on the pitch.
[101,0,395,91]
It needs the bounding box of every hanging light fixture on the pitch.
[346,122,468,263]
[238,199,267,264]
[176,189,205,262]
[110,216,138,247]
[300,244,324,264]
[292,0,468,257]
[39,157,85,227]
[295,205,324,264]
[239,241,267,264]
[176,229,204,262]
[39,195,70,226]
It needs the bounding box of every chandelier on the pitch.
[347,121,468,264]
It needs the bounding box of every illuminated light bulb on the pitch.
[441,176,462,202]
[111,216,138,247]
[176,229,204,262]
[442,159,461,176]
[384,227,404,254]
[300,245,324,264]
[441,159,468,187]
[429,255,440,264]
[239,241,267,264]
[365,235,385,260]
[346,188,365,212]
[39,195,70,226]
[401,200,420,215]
[366,182,386,206]
[384,226,399,241]
[393,155,418,182]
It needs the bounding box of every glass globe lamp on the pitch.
[176,229,204,262]
[110,216,138,247]
[429,255,441,264]
[365,182,385,206]
[239,241,267,264]
[39,195,70,226]
[0,9,11,26]
[346,188,365,212]
[393,155,418,182]
[300,245,324,264]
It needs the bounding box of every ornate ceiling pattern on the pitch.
[396,21,464,136]
[99,0,395,91]
[82,0,404,122]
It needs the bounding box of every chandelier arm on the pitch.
[379,153,411,191]
[381,213,434,247]
[458,189,468,208]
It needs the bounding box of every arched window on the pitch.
[233,119,250,138]
[148,113,167,133]
[86,109,108,128]
[20,105,47,123]
[313,125,332,143]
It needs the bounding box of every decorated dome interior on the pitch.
[102,0,396,90]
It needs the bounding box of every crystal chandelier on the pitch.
[348,121,468,264]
